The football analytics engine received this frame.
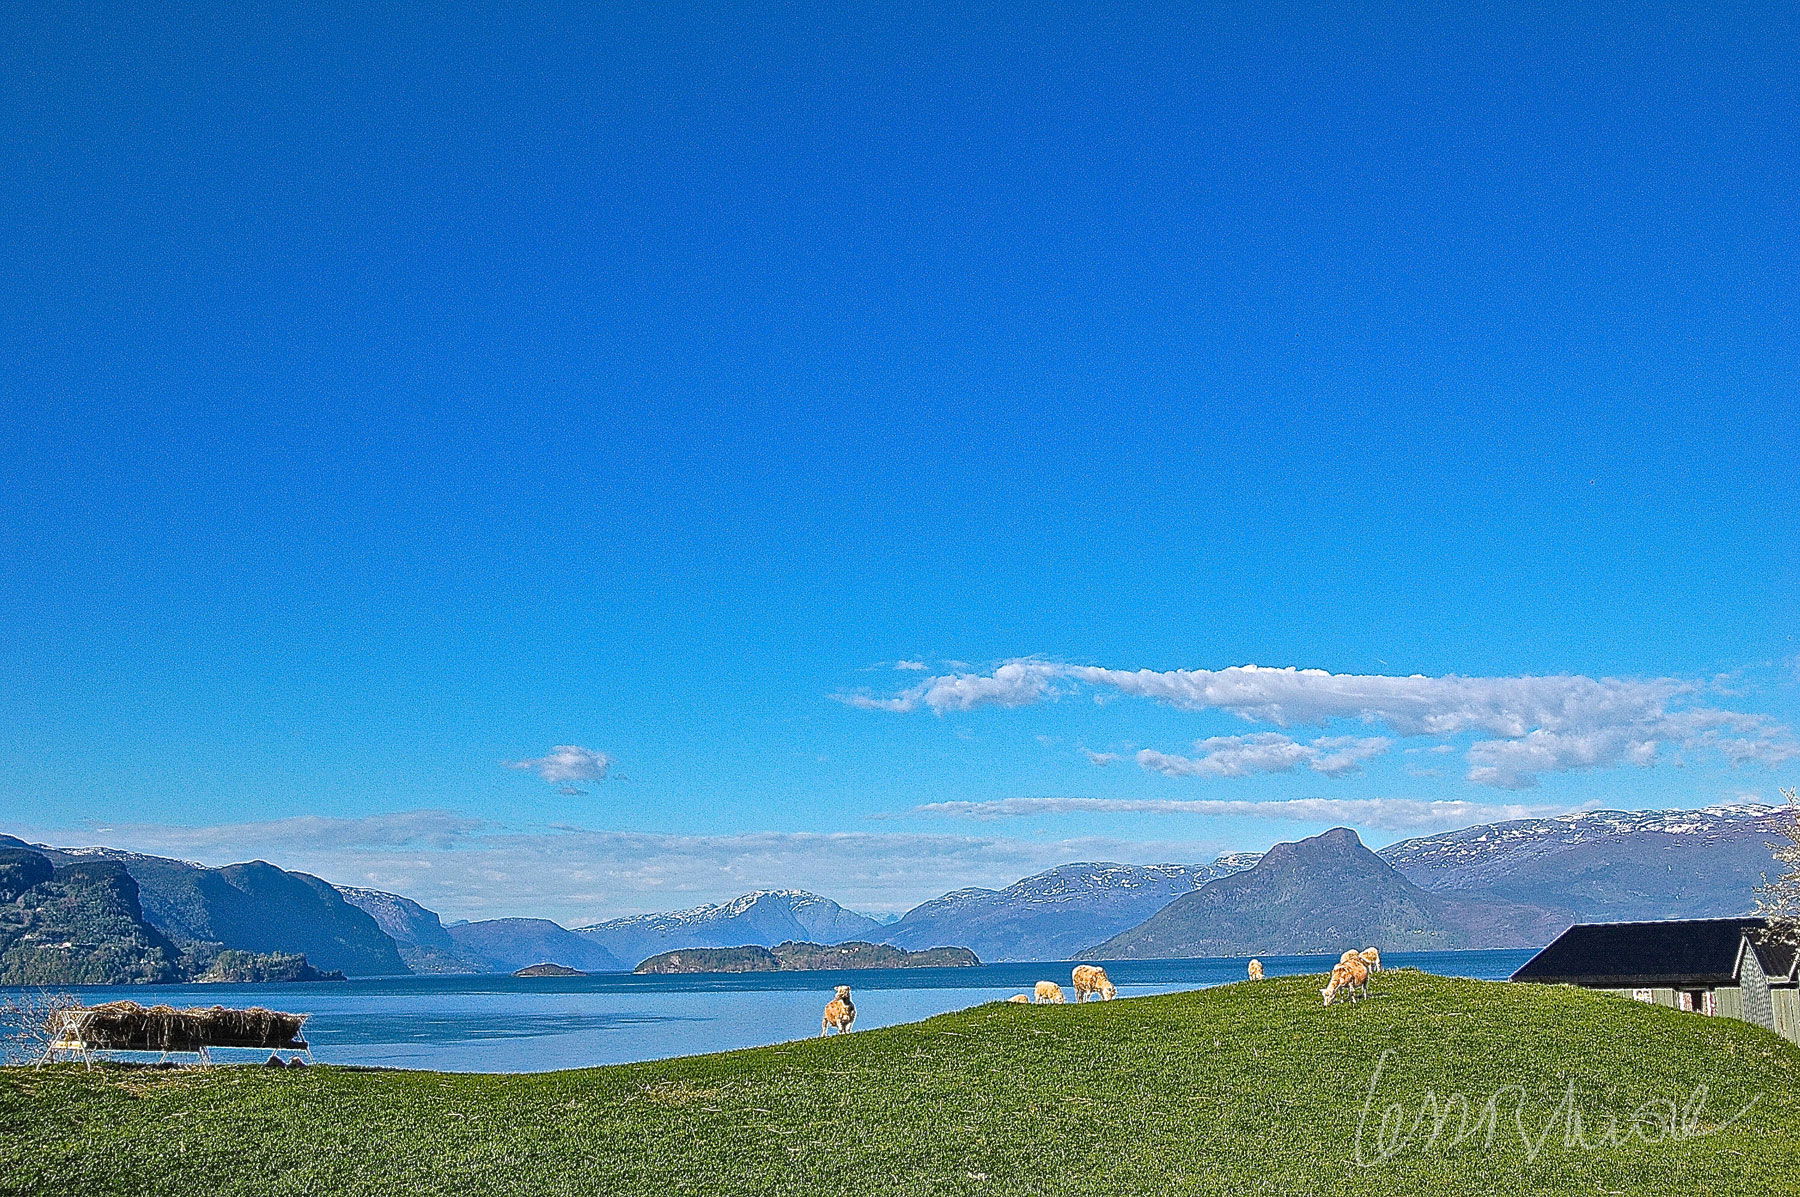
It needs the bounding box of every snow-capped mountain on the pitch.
[1379,802,1789,922]
[575,889,882,967]
[877,858,1257,962]
[1210,850,1265,873]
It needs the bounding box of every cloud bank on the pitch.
[842,662,1797,787]
[888,795,1569,831]
[1134,733,1391,778]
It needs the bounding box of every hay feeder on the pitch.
[41,1001,312,1068]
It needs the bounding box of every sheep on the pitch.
[1071,964,1117,1002]
[1321,959,1370,1006]
[1246,959,1264,981]
[821,985,856,1035]
[1033,980,1067,1004]
[1339,949,1363,964]
[1359,947,1382,972]
[1007,994,1032,1003]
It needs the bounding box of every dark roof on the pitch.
[1754,935,1798,983]
[1512,918,1776,987]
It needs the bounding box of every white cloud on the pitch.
[893,659,929,671]
[889,795,1571,831]
[847,661,1797,788]
[1135,733,1390,779]
[505,745,614,794]
[838,660,1062,712]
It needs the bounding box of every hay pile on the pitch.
[61,1002,309,1050]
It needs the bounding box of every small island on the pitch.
[192,950,346,983]
[512,962,588,977]
[635,940,981,974]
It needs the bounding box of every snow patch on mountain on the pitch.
[41,844,209,870]
[1381,802,1781,881]
[573,889,883,967]
[1379,801,1788,920]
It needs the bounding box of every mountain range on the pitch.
[572,889,883,965]
[2,801,1788,983]
[1082,827,1572,958]
[8,837,405,976]
[1376,802,1784,922]
[878,859,1258,962]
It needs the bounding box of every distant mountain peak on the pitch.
[879,860,1234,962]
[1255,825,1369,869]
[584,887,848,930]
[1296,826,1364,851]
[721,888,832,914]
[930,887,1001,901]
[572,887,881,968]
[1083,826,1568,960]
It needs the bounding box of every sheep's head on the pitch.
[834,985,851,999]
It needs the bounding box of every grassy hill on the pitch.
[4,972,1799,1195]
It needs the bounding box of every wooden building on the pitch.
[1512,917,1800,1044]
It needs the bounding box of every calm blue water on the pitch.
[3,949,1533,1073]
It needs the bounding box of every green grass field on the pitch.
[3,971,1797,1196]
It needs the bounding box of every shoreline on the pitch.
[2,950,1536,1073]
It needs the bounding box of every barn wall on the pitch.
[1773,990,1800,1044]
[1595,985,1800,1045]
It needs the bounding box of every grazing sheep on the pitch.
[1339,949,1363,964]
[1033,981,1067,1004]
[821,985,856,1035]
[1321,959,1370,1006]
[1359,947,1382,972]
[1071,964,1117,1002]
[1007,994,1032,1003]
[1246,959,1264,981]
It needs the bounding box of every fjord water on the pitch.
[9,949,1533,1072]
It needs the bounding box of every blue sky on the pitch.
[2,2,1796,921]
